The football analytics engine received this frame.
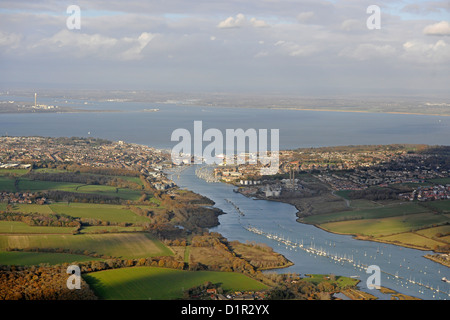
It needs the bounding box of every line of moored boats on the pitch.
[243,225,450,299]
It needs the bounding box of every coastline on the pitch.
[267,107,450,117]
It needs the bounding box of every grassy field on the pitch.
[304,190,450,251]
[6,203,55,215]
[348,199,383,209]
[303,274,359,288]
[83,267,268,300]
[0,175,143,201]
[302,203,429,225]
[0,176,17,192]
[75,185,142,201]
[49,203,150,224]
[17,179,82,192]
[425,200,450,213]
[334,190,352,200]
[415,225,450,239]
[189,246,232,268]
[320,212,450,237]
[0,168,29,176]
[0,233,172,259]
[0,221,76,234]
[427,178,450,185]
[2,202,150,224]
[377,232,448,250]
[79,226,144,234]
[0,251,101,266]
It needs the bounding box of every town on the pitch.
[205,144,449,201]
[0,136,175,191]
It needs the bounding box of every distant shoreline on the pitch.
[267,107,450,117]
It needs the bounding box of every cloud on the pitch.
[339,44,397,61]
[217,13,269,29]
[254,50,268,58]
[0,31,23,49]
[297,11,315,23]
[217,13,246,28]
[29,30,156,61]
[423,21,450,36]
[403,39,450,62]
[340,19,363,32]
[274,40,318,57]
[120,32,156,60]
[250,17,269,28]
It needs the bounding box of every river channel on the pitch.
[170,165,450,300]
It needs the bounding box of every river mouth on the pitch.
[168,165,450,300]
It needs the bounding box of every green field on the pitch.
[0,251,101,266]
[304,192,450,251]
[2,202,151,224]
[303,274,359,288]
[49,203,150,224]
[320,212,450,237]
[416,225,450,239]
[33,168,69,174]
[0,221,76,234]
[0,177,143,201]
[83,267,268,300]
[334,190,352,200]
[377,232,448,250]
[0,233,172,259]
[427,178,450,185]
[303,203,429,225]
[348,199,383,209]
[0,168,29,176]
[79,226,144,234]
[0,176,16,192]
[426,200,450,213]
[17,179,82,192]
[75,185,142,201]
[7,203,55,215]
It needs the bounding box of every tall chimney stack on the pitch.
[34,93,37,107]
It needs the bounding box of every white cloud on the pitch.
[402,39,450,62]
[0,31,22,49]
[340,19,363,32]
[254,50,269,58]
[29,30,156,61]
[339,44,397,61]
[217,13,246,28]
[217,13,269,29]
[423,21,450,36]
[120,32,156,60]
[250,17,269,28]
[274,40,318,57]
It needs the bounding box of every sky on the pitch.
[0,0,449,96]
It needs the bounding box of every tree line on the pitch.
[0,211,81,229]
[0,265,97,300]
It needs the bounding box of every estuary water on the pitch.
[172,165,450,300]
[1,96,449,299]
[1,95,449,150]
